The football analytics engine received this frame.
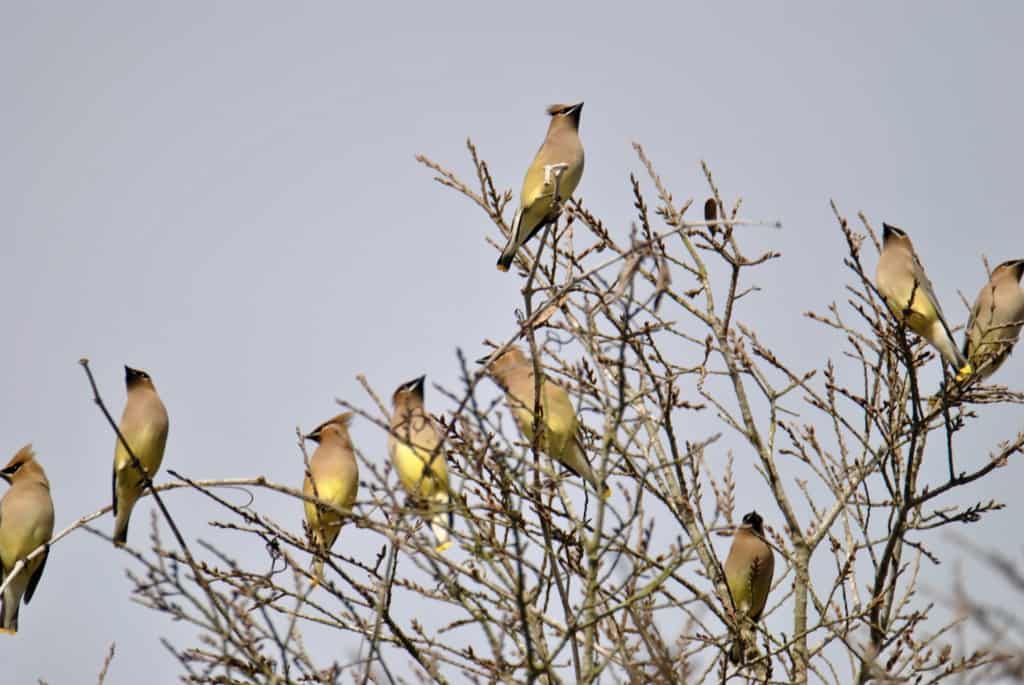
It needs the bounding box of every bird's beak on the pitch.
[475,354,492,366]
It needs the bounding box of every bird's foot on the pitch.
[543,162,570,186]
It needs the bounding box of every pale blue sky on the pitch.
[2,2,1022,682]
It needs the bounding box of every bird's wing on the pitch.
[23,548,48,605]
[912,251,961,349]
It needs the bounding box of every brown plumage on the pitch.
[388,376,454,552]
[704,197,719,235]
[303,412,359,583]
[112,366,169,546]
[875,223,971,378]
[0,445,55,634]
[482,346,609,499]
[496,103,585,271]
[724,511,774,664]
[963,259,1024,381]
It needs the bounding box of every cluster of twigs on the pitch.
[13,142,1024,684]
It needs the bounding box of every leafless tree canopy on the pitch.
[9,142,1024,684]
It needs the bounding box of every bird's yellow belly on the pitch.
[114,430,165,482]
[521,161,582,215]
[885,290,936,338]
[310,477,356,510]
[0,525,45,568]
[513,404,575,459]
[727,577,750,609]
[394,443,445,498]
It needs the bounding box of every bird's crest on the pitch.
[881,223,907,243]
[546,103,583,122]
[393,375,426,404]
[125,365,154,388]
[995,258,1024,282]
[1,444,35,473]
[307,412,354,441]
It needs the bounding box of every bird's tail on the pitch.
[728,636,744,664]
[1,582,22,635]
[933,319,972,380]
[429,491,454,553]
[567,439,611,501]
[496,208,525,272]
[310,557,324,586]
[112,504,132,548]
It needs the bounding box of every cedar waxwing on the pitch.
[962,259,1024,381]
[704,197,719,236]
[0,445,55,634]
[482,346,610,499]
[876,224,971,379]
[496,103,585,271]
[388,376,454,553]
[724,511,774,664]
[112,366,169,547]
[303,412,359,582]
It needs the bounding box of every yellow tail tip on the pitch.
[0,627,16,636]
[601,484,612,501]
[435,540,454,553]
[496,263,510,273]
[955,363,973,383]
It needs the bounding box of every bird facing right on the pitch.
[0,445,55,635]
[875,223,972,380]
[112,365,169,547]
[724,510,774,664]
[962,259,1024,381]
[496,103,585,272]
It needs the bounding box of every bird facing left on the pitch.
[0,445,55,635]
[303,412,359,584]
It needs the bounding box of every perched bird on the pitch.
[112,366,169,546]
[963,259,1024,381]
[388,376,454,553]
[704,197,719,235]
[0,445,55,634]
[496,103,585,271]
[724,511,774,664]
[303,413,359,582]
[876,223,971,379]
[481,345,610,499]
